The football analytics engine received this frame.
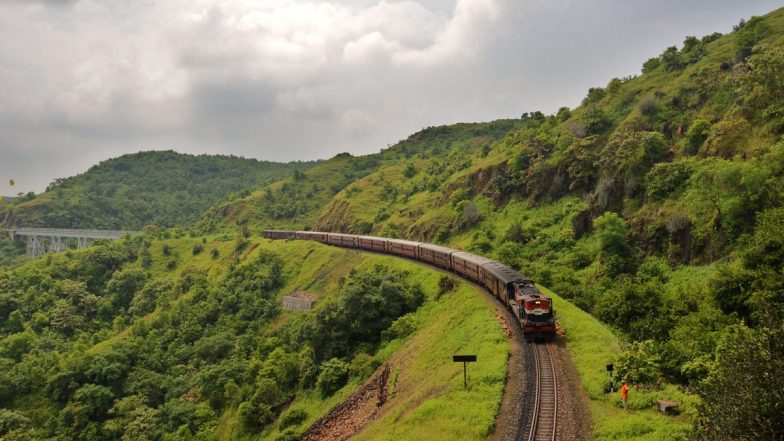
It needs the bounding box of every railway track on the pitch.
[523,341,558,441]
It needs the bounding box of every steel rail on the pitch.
[527,342,557,441]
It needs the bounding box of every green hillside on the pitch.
[0,151,317,231]
[0,232,513,440]
[196,8,784,439]
[195,120,523,232]
[2,7,784,441]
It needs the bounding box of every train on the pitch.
[262,230,556,337]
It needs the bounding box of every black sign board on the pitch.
[453,355,477,389]
[606,363,614,372]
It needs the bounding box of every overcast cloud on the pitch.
[0,0,781,193]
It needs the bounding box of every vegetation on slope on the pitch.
[196,120,523,233]
[0,151,316,231]
[0,233,509,440]
[195,8,784,439]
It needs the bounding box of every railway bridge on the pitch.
[5,227,137,256]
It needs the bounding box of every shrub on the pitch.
[210,248,219,259]
[381,314,417,342]
[734,16,771,60]
[437,275,457,295]
[704,113,750,157]
[317,358,349,397]
[276,429,302,441]
[348,353,381,379]
[641,57,661,73]
[278,408,307,430]
[434,226,450,244]
[644,161,692,201]
[638,95,657,116]
[685,119,710,155]
[192,243,203,255]
[0,409,30,436]
[354,220,373,235]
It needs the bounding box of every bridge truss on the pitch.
[6,228,137,257]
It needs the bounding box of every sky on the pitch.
[0,0,782,194]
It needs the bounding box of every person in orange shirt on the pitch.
[621,380,630,411]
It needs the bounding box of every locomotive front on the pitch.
[517,284,556,337]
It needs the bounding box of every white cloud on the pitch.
[1,0,781,194]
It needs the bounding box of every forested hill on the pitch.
[195,119,524,232]
[197,8,784,438]
[0,151,317,230]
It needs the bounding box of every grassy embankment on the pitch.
[211,239,510,441]
[548,287,696,440]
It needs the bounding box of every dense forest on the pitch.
[1,7,784,441]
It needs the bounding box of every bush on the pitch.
[434,226,450,244]
[381,314,417,342]
[354,220,373,235]
[317,358,349,397]
[437,275,457,295]
[734,16,771,60]
[276,428,302,441]
[192,243,203,255]
[278,408,307,430]
[704,113,750,157]
[638,95,657,116]
[641,57,661,73]
[0,409,30,436]
[685,119,710,155]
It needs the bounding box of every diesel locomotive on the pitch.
[262,230,556,337]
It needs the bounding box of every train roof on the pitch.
[451,251,494,266]
[386,238,422,247]
[482,261,530,284]
[356,235,388,241]
[417,243,458,254]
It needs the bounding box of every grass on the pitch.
[545,286,694,440]
[351,279,508,441]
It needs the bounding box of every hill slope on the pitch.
[197,7,784,439]
[0,151,316,230]
[0,232,512,440]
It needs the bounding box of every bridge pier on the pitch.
[26,235,46,257]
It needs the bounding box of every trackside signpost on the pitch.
[453,355,477,389]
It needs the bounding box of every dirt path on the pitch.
[301,369,389,441]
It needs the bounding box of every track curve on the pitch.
[263,230,565,440]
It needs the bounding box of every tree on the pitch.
[698,324,784,440]
[594,212,635,277]
[734,15,771,60]
[106,267,147,310]
[685,119,711,155]
[317,358,349,397]
[72,384,115,420]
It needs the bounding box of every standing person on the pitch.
[621,380,630,412]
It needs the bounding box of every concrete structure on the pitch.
[5,227,137,256]
[281,291,318,311]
